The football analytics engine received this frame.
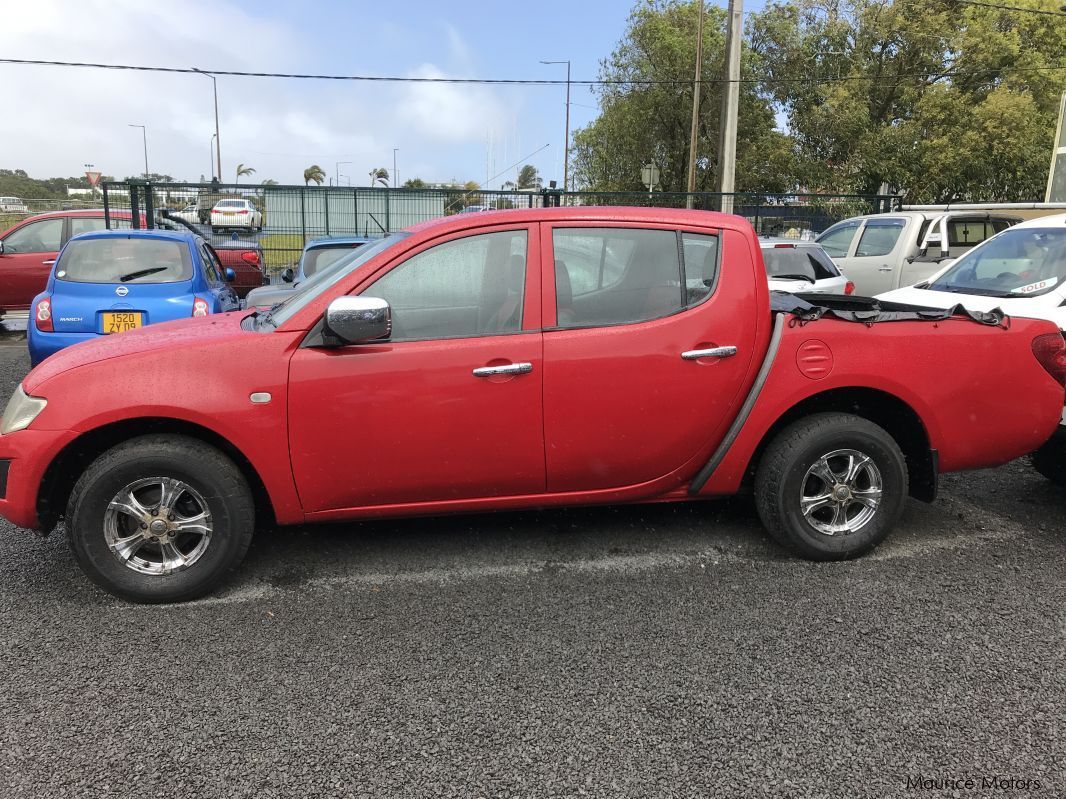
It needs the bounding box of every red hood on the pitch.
[24,311,250,393]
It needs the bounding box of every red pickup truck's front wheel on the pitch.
[65,435,256,603]
[755,413,908,560]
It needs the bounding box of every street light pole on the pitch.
[393,148,398,187]
[336,161,352,187]
[193,68,222,180]
[209,133,217,181]
[540,60,571,192]
[128,124,148,179]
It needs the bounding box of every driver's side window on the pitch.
[362,230,527,342]
[3,218,63,253]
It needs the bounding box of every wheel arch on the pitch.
[37,417,277,531]
[744,387,937,502]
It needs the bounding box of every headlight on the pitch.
[1,386,47,435]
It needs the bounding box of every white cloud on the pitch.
[396,64,509,143]
[1,0,515,185]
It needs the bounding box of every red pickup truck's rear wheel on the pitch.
[65,435,255,603]
[755,413,908,560]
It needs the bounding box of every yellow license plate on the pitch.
[102,312,143,333]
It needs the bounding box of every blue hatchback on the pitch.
[28,229,240,366]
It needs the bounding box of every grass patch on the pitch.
[258,233,305,270]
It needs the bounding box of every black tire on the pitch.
[754,413,908,561]
[66,435,255,603]
[1031,435,1066,486]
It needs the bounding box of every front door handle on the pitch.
[682,346,737,361]
[472,362,533,377]
[42,259,56,265]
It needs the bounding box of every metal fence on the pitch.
[101,181,898,280]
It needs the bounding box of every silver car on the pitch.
[760,238,853,294]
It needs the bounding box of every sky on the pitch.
[2,0,648,188]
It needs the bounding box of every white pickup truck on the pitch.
[816,211,1020,295]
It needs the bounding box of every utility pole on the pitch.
[540,60,571,191]
[715,0,743,214]
[393,148,399,187]
[685,0,705,210]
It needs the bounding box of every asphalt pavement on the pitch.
[0,341,1062,798]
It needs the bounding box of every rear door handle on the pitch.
[472,362,533,377]
[878,265,892,272]
[682,346,737,360]
[42,259,56,265]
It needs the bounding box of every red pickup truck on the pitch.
[1,207,1063,603]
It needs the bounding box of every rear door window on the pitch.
[200,244,222,282]
[69,217,107,239]
[855,219,906,257]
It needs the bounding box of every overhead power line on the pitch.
[2,57,1066,86]
[950,0,1066,16]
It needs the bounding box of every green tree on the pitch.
[503,164,544,190]
[260,178,279,186]
[235,163,256,183]
[403,177,428,188]
[749,0,1066,201]
[570,0,797,194]
[303,165,326,185]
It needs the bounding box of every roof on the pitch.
[403,206,750,235]
[68,228,197,244]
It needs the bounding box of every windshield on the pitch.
[216,200,246,208]
[928,227,1066,298]
[303,243,366,277]
[761,245,840,281]
[57,237,193,283]
[268,233,409,326]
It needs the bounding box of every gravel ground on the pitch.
[0,341,1062,798]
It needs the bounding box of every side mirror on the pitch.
[281,268,295,283]
[223,267,236,282]
[0,240,5,254]
[323,296,391,345]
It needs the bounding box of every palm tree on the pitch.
[260,178,279,186]
[235,163,256,183]
[304,165,326,186]
[503,164,543,191]
[369,167,390,187]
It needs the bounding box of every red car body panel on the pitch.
[212,245,265,298]
[0,210,138,312]
[0,207,1063,533]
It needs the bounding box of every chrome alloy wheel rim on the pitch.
[103,477,213,576]
[799,449,883,536]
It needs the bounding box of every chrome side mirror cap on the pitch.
[323,296,391,345]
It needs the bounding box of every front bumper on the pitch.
[0,427,77,531]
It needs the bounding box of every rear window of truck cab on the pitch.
[56,237,193,284]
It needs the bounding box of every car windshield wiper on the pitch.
[772,274,814,281]
[118,266,168,282]
[929,284,1014,298]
